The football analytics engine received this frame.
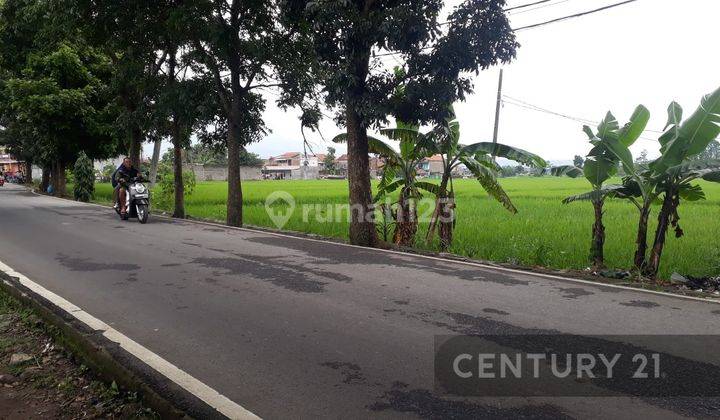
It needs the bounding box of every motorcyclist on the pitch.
[112,158,140,216]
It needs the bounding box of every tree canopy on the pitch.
[292,0,519,246]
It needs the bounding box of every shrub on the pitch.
[154,162,196,209]
[73,152,94,202]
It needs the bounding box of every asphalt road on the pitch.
[1,183,719,419]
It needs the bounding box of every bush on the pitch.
[154,162,196,209]
[73,152,94,202]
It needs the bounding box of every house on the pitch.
[417,154,445,178]
[266,152,329,168]
[333,154,384,178]
[267,152,302,167]
[0,148,27,177]
[335,154,349,175]
[263,151,324,179]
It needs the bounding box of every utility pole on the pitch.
[492,69,504,162]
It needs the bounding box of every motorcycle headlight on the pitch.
[135,184,146,194]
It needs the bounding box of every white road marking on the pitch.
[0,259,260,420]
[25,186,720,305]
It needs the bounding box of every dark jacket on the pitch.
[112,165,140,188]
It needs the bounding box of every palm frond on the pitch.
[416,181,442,196]
[561,185,625,204]
[551,165,583,178]
[460,156,517,213]
[459,142,546,168]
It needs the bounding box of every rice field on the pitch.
[91,177,720,280]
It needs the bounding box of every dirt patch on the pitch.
[0,292,155,419]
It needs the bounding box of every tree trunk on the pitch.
[343,33,376,247]
[172,127,185,219]
[345,106,377,247]
[51,159,66,197]
[590,198,605,269]
[128,125,142,169]
[25,159,32,184]
[393,189,417,247]
[438,193,456,252]
[226,99,243,227]
[149,137,162,188]
[168,50,185,219]
[41,166,50,192]
[426,174,452,249]
[633,204,651,271]
[646,191,679,279]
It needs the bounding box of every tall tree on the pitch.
[155,45,220,218]
[0,0,56,187]
[296,0,518,246]
[187,0,316,227]
[71,0,171,168]
[0,0,120,197]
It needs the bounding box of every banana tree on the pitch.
[604,87,720,278]
[333,123,434,246]
[407,112,546,251]
[552,105,650,269]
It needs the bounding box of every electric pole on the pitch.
[492,69,504,162]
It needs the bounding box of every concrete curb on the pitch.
[0,270,228,420]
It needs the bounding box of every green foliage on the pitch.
[187,143,227,166]
[0,0,119,171]
[692,141,720,162]
[346,108,545,248]
[297,0,519,127]
[238,150,263,167]
[100,164,115,183]
[323,147,337,174]
[554,104,650,194]
[652,88,720,173]
[573,155,585,168]
[409,110,545,209]
[72,151,94,202]
[154,162,196,209]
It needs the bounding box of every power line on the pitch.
[503,96,598,125]
[439,0,558,25]
[513,0,639,31]
[509,0,572,16]
[503,95,665,134]
[502,96,660,143]
[505,0,554,12]
[375,0,640,57]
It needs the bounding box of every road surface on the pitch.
[1,183,719,419]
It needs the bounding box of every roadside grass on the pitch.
[0,288,158,418]
[89,177,720,280]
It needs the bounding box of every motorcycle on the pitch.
[115,176,150,223]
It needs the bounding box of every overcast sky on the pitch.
[158,0,720,163]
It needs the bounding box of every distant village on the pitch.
[2,145,514,183]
